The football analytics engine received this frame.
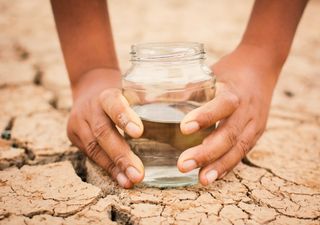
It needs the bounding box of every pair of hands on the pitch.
[67,46,278,188]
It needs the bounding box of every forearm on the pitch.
[51,0,119,90]
[240,0,308,68]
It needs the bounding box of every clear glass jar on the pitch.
[122,42,216,187]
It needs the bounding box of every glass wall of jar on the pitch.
[122,42,216,187]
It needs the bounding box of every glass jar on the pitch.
[122,42,216,187]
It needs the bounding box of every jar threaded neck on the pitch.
[130,42,205,62]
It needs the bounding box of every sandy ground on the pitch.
[0,0,319,224]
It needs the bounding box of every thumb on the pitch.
[180,88,239,135]
[99,88,143,138]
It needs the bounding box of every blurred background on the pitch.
[0,0,319,115]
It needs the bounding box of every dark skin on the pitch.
[51,0,308,188]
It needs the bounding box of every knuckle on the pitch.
[85,140,100,159]
[202,135,212,145]
[202,110,215,127]
[117,112,129,129]
[104,161,117,178]
[237,138,251,158]
[99,90,126,121]
[99,91,109,105]
[202,153,215,166]
[225,92,240,108]
[92,122,112,140]
[110,102,125,116]
[99,88,121,104]
[113,153,129,170]
[109,166,119,180]
[198,146,216,166]
[225,125,239,147]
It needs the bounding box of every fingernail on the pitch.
[182,159,197,172]
[116,172,129,187]
[183,121,199,134]
[126,166,142,183]
[125,122,141,137]
[206,170,218,184]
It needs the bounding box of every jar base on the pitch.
[142,166,198,188]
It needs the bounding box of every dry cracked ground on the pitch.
[0,0,319,224]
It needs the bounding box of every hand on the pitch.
[67,68,144,188]
[177,45,281,185]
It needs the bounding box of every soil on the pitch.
[0,0,319,224]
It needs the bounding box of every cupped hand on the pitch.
[178,45,281,185]
[67,68,144,188]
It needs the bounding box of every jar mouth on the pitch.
[131,42,205,62]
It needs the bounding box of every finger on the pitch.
[198,121,257,185]
[87,105,145,184]
[67,115,84,149]
[67,128,83,149]
[180,88,240,135]
[77,120,133,188]
[99,88,143,138]
[177,110,248,173]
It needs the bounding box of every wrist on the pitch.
[213,44,282,92]
[71,68,121,101]
[237,41,288,71]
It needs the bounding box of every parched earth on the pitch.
[0,0,319,224]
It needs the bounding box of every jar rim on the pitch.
[130,42,205,62]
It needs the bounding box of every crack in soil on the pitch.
[242,156,315,189]
[13,42,30,61]
[33,65,42,86]
[110,205,136,225]
[233,165,320,222]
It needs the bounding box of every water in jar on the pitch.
[123,79,215,187]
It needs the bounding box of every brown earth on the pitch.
[0,0,319,224]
